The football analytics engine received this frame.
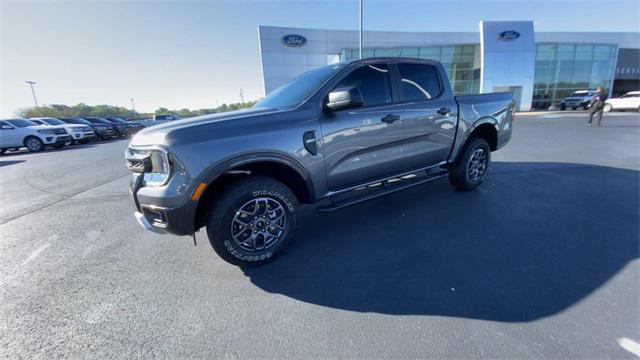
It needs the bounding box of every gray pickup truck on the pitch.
[126,58,515,266]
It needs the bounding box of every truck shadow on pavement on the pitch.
[242,161,639,322]
[0,160,25,167]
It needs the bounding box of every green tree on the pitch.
[17,100,257,119]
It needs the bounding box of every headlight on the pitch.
[126,147,172,186]
[37,129,56,134]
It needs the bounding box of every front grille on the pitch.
[54,129,66,135]
[127,159,146,172]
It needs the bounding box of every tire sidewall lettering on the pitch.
[224,239,273,262]
[251,189,295,212]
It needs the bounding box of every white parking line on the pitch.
[617,337,640,357]
[21,243,51,266]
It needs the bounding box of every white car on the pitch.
[604,91,640,112]
[30,117,95,143]
[0,118,72,154]
[560,90,596,110]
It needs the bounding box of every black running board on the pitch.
[315,169,448,212]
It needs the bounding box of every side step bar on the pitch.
[315,168,449,212]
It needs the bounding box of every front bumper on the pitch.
[43,135,72,145]
[129,171,197,236]
[73,131,96,140]
[71,131,96,140]
[563,100,588,108]
[134,211,167,234]
[96,128,118,138]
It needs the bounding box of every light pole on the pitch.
[130,98,136,113]
[240,89,244,104]
[26,81,39,108]
[359,0,363,59]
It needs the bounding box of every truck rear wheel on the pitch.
[206,176,299,266]
[448,137,491,191]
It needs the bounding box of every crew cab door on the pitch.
[319,62,406,190]
[392,61,458,167]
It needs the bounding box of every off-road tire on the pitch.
[206,176,299,267]
[448,137,491,191]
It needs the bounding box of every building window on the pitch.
[532,43,617,110]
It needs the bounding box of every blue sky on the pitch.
[1,0,639,116]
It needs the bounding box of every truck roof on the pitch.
[347,57,441,66]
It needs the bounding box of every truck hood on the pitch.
[63,124,86,129]
[129,107,279,146]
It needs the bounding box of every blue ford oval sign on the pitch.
[281,34,307,48]
[498,30,520,41]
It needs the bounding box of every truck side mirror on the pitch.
[325,86,363,111]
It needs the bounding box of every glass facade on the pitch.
[533,43,618,109]
[340,44,481,95]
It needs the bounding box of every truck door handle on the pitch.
[437,107,451,115]
[303,131,317,155]
[381,114,400,123]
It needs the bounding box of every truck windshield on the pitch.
[254,64,345,109]
[69,118,92,125]
[86,118,112,125]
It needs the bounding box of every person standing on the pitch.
[586,87,607,127]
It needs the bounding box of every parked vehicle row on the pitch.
[0,116,147,155]
[559,90,640,112]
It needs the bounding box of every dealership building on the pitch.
[257,21,640,111]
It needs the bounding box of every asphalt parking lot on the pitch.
[1,111,639,359]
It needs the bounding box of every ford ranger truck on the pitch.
[126,58,515,266]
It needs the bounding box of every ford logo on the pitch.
[281,34,307,48]
[498,30,520,41]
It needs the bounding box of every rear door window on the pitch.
[397,63,442,102]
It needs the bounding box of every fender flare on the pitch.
[449,117,499,163]
[199,151,316,201]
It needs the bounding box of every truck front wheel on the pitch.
[448,137,491,191]
[206,176,299,266]
[24,136,44,152]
